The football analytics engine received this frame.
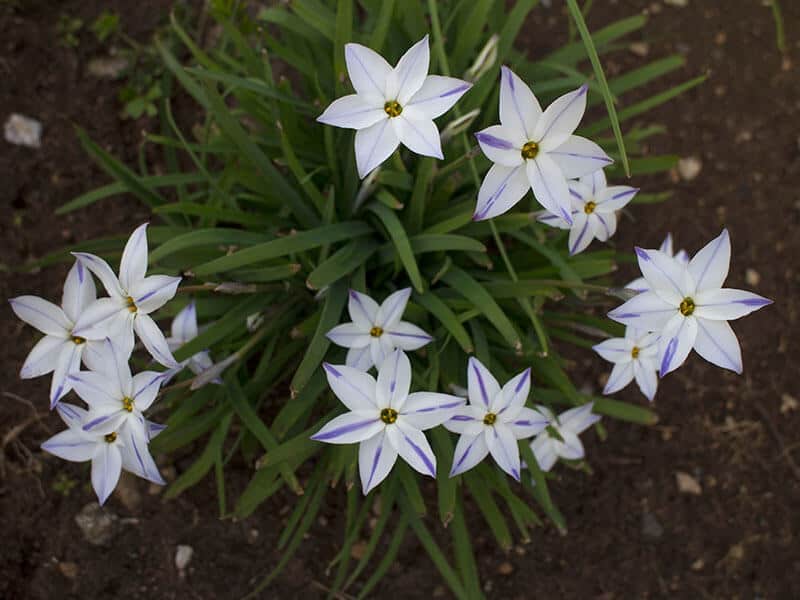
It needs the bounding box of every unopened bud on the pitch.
[464,34,498,83]
[440,109,481,144]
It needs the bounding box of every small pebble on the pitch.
[175,545,194,570]
[4,113,42,148]
[691,558,705,571]
[629,42,649,57]
[677,156,702,181]
[745,268,761,286]
[87,56,129,79]
[664,0,688,6]
[675,471,703,495]
[498,562,514,575]
[58,561,79,579]
[74,503,116,546]
[350,540,368,560]
[780,394,798,414]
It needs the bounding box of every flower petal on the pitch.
[386,321,433,351]
[634,247,690,304]
[41,429,96,462]
[73,252,125,297]
[171,301,198,342]
[494,367,531,417]
[344,43,392,98]
[387,35,429,104]
[386,420,436,477]
[473,163,529,221]
[348,290,379,329]
[358,430,397,495]
[49,342,82,408]
[120,419,165,485]
[534,83,588,150]
[311,411,384,444]
[527,154,573,224]
[530,434,558,472]
[475,125,523,167]
[317,93,386,129]
[556,430,585,460]
[625,276,649,294]
[568,212,594,255]
[130,274,181,314]
[323,362,378,412]
[693,318,743,374]
[559,403,600,434]
[467,357,501,409]
[593,337,633,364]
[346,345,373,371]
[393,114,443,159]
[508,407,549,439]
[119,223,149,292]
[327,322,371,349]
[498,66,541,141]
[592,212,616,242]
[375,287,411,328]
[537,210,572,230]
[91,443,122,505]
[596,185,638,212]
[132,371,169,411]
[55,402,89,429]
[20,335,66,379]
[376,349,411,410]
[62,261,97,324]
[633,360,658,401]
[9,296,71,336]
[71,297,125,339]
[488,423,521,480]
[134,314,180,368]
[442,405,485,435]
[658,314,698,377]
[400,391,464,430]
[450,432,489,477]
[688,229,730,293]
[608,290,676,331]
[369,337,390,374]
[406,75,471,119]
[354,118,400,179]
[603,361,634,395]
[693,288,773,321]
[547,135,612,178]
[69,369,121,408]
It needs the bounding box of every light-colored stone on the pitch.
[629,42,650,57]
[175,545,194,570]
[675,471,702,495]
[4,113,42,148]
[677,156,702,181]
[58,561,79,579]
[664,0,688,6]
[87,55,129,79]
[745,268,761,286]
[74,502,116,546]
[780,394,798,414]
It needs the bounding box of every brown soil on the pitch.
[1,1,798,598]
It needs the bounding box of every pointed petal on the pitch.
[530,435,557,472]
[568,212,594,255]
[498,66,541,140]
[62,261,97,323]
[633,360,658,401]
[327,322,371,349]
[369,337,390,374]
[354,118,399,179]
[147,420,167,440]
[556,430,585,460]
[49,342,82,408]
[375,287,412,328]
[73,252,125,297]
[9,296,70,336]
[386,321,433,351]
[91,443,122,505]
[311,411,384,444]
[344,43,392,98]
[559,403,600,434]
[659,233,674,255]
[386,420,436,477]
[693,318,743,374]
[359,431,397,494]
[393,114,443,159]
[71,297,125,339]
[449,432,489,477]
[534,84,589,150]
[634,247,690,304]
[83,410,127,435]
[56,402,89,429]
[20,335,66,379]
[41,429,97,462]
[527,154,573,224]
[406,75,471,119]
[348,290,379,329]
[475,125,523,167]
[537,211,571,230]
[400,392,464,430]
[442,405,485,435]
[130,275,181,314]
[120,419,165,485]
[132,371,169,411]
[658,314,698,377]
[693,288,773,321]
[134,315,180,368]
[548,135,612,178]
[494,367,531,417]
[171,301,198,341]
[603,361,634,395]
[625,276,649,294]
[323,362,378,412]
[608,290,677,331]
[580,168,607,195]
[596,185,638,212]
[467,357,501,409]
[508,407,549,439]
[345,345,374,371]
[317,93,386,129]
[473,163,529,221]
[69,370,121,408]
[488,423,521,480]
[119,223,149,291]
[387,35,429,104]
[593,337,633,364]
[688,229,731,293]
[376,349,411,410]
[592,212,616,242]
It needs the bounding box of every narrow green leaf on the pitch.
[414,291,473,354]
[369,201,424,293]
[165,413,233,499]
[306,238,378,290]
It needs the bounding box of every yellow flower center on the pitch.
[71,335,86,345]
[104,432,117,443]
[483,412,497,426]
[125,296,138,313]
[679,297,695,316]
[380,407,398,424]
[122,396,134,412]
[631,346,640,359]
[521,141,539,160]
[370,326,384,338]
[584,201,597,214]
[384,100,402,117]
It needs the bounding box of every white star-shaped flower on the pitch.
[537,169,638,255]
[608,229,772,377]
[317,36,472,178]
[593,326,660,401]
[529,403,600,472]
[41,402,164,505]
[9,261,112,407]
[625,233,688,293]
[473,66,612,222]
[71,223,181,368]
[444,358,548,480]
[166,301,217,381]
[311,350,464,495]
[326,288,433,371]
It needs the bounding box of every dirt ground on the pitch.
[1,1,798,598]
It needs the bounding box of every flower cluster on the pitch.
[11,225,220,504]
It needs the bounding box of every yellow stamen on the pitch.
[380,408,398,424]
[370,326,384,338]
[584,201,597,214]
[679,297,695,316]
[631,346,640,359]
[125,296,137,313]
[384,100,402,117]
[521,141,539,160]
[104,432,117,443]
[122,396,134,412]
[483,412,497,426]
[71,335,86,345]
